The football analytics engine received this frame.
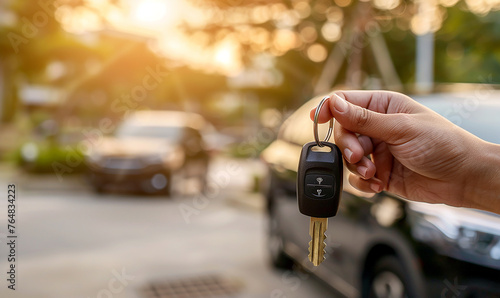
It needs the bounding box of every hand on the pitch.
[310,90,500,212]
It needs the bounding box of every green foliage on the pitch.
[435,6,500,83]
[14,141,85,173]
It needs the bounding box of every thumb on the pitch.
[330,93,405,142]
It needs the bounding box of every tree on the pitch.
[181,0,500,105]
[0,0,123,122]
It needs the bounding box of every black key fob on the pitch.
[297,141,343,218]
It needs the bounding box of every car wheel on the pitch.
[268,212,294,270]
[365,256,413,298]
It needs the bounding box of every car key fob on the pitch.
[297,141,343,218]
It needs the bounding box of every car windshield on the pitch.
[115,124,181,140]
[457,109,500,144]
[417,95,500,145]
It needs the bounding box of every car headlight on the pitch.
[410,206,500,260]
[490,241,500,260]
[457,227,497,256]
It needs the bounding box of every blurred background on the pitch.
[0,0,499,297]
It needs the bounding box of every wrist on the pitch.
[463,140,500,213]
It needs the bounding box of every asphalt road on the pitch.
[0,158,336,298]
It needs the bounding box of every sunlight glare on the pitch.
[133,0,168,24]
[56,6,102,34]
[214,40,242,75]
[215,47,232,66]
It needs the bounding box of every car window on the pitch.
[417,94,500,145]
[459,107,500,144]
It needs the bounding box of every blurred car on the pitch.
[260,91,500,298]
[85,111,210,195]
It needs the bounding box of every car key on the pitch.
[297,96,343,266]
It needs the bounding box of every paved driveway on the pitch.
[0,158,336,298]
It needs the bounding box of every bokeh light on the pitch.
[299,24,318,43]
[271,3,288,20]
[273,29,301,52]
[307,43,328,62]
[251,5,271,24]
[410,3,445,35]
[275,9,301,27]
[250,27,271,52]
[326,7,344,23]
[322,22,342,42]
[294,1,312,19]
[334,0,352,8]
[374,0,401,10]
[465,0,500,14]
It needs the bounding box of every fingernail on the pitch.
[344,148,353,162]
[370,183,381,193]
[333,94,348,113]
[357,166,367,178]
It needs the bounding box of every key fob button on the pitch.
[306,185,334,199]
[305,174,334,187]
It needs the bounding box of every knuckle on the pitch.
[355,107,370,127]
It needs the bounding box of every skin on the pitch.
[310,91,500,214]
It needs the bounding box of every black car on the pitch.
[261,91,500,297]
[85,111,210,195]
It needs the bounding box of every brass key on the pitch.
[308,217,328,266]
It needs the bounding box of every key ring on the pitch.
[313,96,333,147]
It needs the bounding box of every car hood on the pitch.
[89,137,178,157]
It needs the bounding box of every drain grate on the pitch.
[139,274,244,298]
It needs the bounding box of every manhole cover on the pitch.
[139,274,244,298]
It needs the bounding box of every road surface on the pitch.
[0,158,337,298]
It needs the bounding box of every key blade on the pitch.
[308,217,328,266]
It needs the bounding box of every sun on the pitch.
[132,0,170,25]
[214,41,242,75]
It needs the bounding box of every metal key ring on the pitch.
[313,96,333,147]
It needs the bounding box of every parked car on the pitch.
[261,91,500,297]
[85,111,210,195]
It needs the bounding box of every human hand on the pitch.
[310,90,500,211]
